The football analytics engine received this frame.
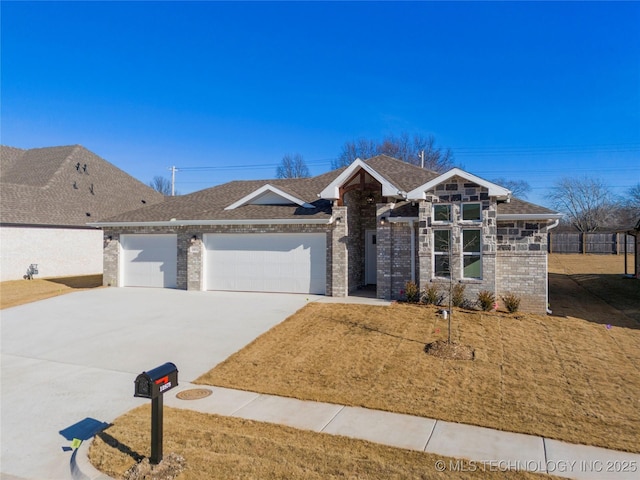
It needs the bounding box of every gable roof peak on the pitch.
[225,183,314,210]
[319,157,405,200]
[407,167,512,200]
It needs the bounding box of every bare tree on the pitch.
[616,183,640,226]
[333,139,378,169]
[332,132,455,172]
[276,153,311,179]
[623,183,640,214]
[149,176,177,196]
[491,178,532,199]
[548,176,611,232]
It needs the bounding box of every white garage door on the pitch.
[121,234,177,288]
[204,233,326,294]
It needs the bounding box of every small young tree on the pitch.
[433,229,455,343]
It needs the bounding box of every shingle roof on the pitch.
[0,145,165,227]
[496,197,559,217]
[365,155,440,192]
[95,155,558,224]
[98,179,333,222]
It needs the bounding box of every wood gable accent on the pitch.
[336,168,382,206]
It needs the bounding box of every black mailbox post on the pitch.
[134,362,178,464]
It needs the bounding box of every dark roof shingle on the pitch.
[96,155,558,223]
[1,145,165,226]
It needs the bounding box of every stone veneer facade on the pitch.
[392,175,549,314]
[103,177,553,314]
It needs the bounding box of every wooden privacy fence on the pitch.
[548,232,636,254]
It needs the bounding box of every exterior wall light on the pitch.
[380,217,387,225]
[190,235,198,244]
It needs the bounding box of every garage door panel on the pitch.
[204,233,325,294]
[121,234,177,288]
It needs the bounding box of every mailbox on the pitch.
[134,362,178,399]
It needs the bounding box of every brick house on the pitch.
[0,145,164,281]
[94,156,562,313]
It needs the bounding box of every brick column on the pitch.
[187,234,203,291]
[102,230,120,287]
[376,203,394,299]
[329,206,348,297]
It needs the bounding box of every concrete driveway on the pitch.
[1,288,316,480]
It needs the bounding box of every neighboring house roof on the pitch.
[0,145,165,227]
[92,155,560,226]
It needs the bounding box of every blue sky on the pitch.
[2,1,639,208]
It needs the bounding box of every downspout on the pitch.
[546,219,560,314]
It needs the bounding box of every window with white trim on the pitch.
[461,203,481,222]
[432,204,452,223]
[433,230,451,278]
[462,229,482,279]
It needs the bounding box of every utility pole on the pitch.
[168,166,178,196]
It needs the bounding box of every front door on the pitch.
[365,230,377,285]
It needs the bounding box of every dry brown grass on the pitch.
[549,254,639,323]
[0,274,103,309]
[89,254,640,477]
[194,302,640,453]
[89,406,551,480]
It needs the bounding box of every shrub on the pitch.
[451,283,466,307]
[423,284,443,305]
[404,281,420,303]
[477,290,496,311]
[501,292,521,313]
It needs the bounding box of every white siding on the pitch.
[0,226,103,281]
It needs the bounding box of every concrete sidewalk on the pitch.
[153,384,638,480]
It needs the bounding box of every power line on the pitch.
[178,158,333,172]
[452,143,640,155]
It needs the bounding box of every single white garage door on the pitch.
[204,233,326,294]
[121,234,177,288]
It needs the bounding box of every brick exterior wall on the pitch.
[102,223,336,292]
[495,221,552,314]
[102,177,553,314]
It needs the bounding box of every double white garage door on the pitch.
[120,233,326,294]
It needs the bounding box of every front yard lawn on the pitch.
[0,274,103,309]
[195,302,640,453]
[89,406,552,480]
